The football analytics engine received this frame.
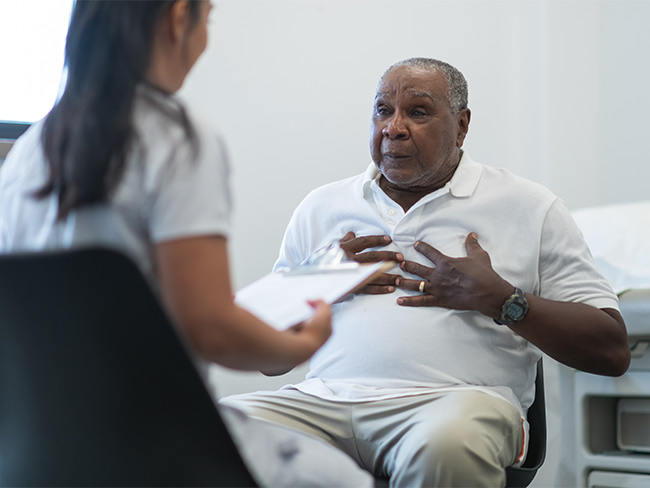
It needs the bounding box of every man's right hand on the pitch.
[338,231,403,294]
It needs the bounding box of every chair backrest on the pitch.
[0,247,258,487]
[505,360,547,488]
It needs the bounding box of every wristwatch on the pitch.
[494,287,529,326]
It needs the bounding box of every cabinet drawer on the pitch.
[588,471,650,488]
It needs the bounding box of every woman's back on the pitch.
[0,85,232,282]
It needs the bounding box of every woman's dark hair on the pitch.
[38,0,202,219]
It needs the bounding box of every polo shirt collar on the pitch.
[136,83,186,121]
[361,151,482,199]
[449,151,482,197]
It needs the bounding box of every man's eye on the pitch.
[375,106,390,116]
[411,109,427,117]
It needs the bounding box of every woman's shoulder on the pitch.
[133,85,225,155]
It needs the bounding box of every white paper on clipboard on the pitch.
[235,261,394,330]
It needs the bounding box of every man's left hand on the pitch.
[395,233,512,318]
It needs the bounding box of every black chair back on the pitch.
[505,360,547,487]
[0,247,257,487]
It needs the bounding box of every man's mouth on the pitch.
[383,151,411,159]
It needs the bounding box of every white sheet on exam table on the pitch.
[571,200,650,294]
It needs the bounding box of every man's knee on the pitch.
[220,399,373,487]
[392,391,520,487]
[396,416,496,486]
[428,415,504,481]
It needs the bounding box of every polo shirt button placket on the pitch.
[385,208,399,231]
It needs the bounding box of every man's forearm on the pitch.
[509,296,630,376]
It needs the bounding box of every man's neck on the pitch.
[377,179,436,213]
[378,151,462,212]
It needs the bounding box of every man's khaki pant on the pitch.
[221,388,524,488]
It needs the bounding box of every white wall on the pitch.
[180,0,650,383]
[182,0,650,292]
[179,2,649,485]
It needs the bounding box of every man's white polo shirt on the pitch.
[274,152,619,415]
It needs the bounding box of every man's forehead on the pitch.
[375,66,446,101]
[375,87,436,102]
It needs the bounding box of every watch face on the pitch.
[495,288,529,326]
[507,303,525,320]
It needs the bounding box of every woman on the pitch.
[0,1,372,486]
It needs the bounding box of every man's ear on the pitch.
[456,108,471,148]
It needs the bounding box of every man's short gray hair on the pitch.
[382,58,468,113]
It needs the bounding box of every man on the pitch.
[222,58,630,487]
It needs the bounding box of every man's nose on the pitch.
[382,113,408,139]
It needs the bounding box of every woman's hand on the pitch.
[262,300,332,376]
[287,300,332,349]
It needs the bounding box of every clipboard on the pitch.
[235,261,394,330]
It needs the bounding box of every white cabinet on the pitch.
[574,289,650,487]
